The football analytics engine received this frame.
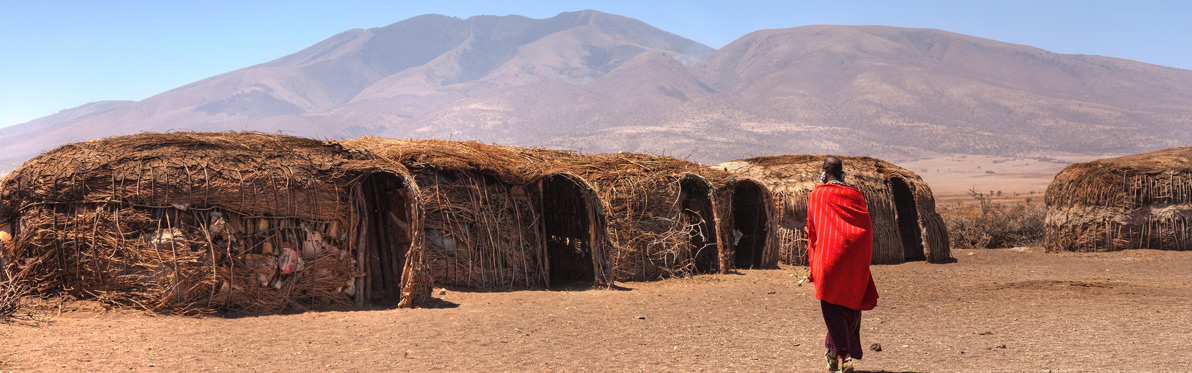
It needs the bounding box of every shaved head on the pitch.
[823,156,844,183]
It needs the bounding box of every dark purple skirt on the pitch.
[821,300,864,360]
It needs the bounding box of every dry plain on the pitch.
[900,154,1100,206]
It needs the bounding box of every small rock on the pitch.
[996,344,1007,349]
[147,364,156,367]
[635,316,646,320]
[979,331,993,335]
[437,289,447,296]
[870,343,882,352]
[766,291,776,295]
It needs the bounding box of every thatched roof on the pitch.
[1046,146,1192,251]
[1,132,368,219]
[718,154,951,264]
[0,132,429,314]
[338,138,552,184]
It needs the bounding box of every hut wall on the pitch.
[415,170,544,289]
[599,172,698,280]
[564,155,726,281]
[1046,165,1192,252]
[513,149,730,282]
[905,177,952,262]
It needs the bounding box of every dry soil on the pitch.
[2,247,1190,372]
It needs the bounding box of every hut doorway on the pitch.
[540,175,595,287]
[890,177,925,261]
[680,176,719,273]
[360,173,413,305]
[731,181,768,269]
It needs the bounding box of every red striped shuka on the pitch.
[807,182,879,311]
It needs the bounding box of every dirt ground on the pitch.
[2,247,1190,372]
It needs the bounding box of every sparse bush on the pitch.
[0,260,29,318]
[0,280,28,318]
[939,188,1046,249]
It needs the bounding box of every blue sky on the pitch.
[1,0,1189,128]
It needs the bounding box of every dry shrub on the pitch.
[940,189,1046,249]
[0,280,28,318]
[1,258,31,318]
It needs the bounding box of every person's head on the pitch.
[821,156,844,183]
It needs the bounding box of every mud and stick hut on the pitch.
[718,155,951,264]
[0,132,432,314]
[338,138,614,289]
[514,150,773,279]
[1046,147,1192,252]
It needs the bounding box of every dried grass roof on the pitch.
[1047,146,1192,209]
[731,154,924,182]
[337,138,552,184]
[0,131,387,220]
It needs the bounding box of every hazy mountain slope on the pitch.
[5,16,1192,173]
[688,26,1192,159]
[0,100,134,169]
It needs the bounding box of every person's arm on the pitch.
[806,189,817,282]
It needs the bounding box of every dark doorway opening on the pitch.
[680,176,719,273]
[890,177,925,261]
[731,181,768,269]
[361,173,413,305]
[541,175,595,287]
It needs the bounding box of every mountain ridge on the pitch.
[4,11,1191,173]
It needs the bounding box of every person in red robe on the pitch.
[807,156,879,373]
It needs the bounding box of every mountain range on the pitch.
[4,10,1192,172]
